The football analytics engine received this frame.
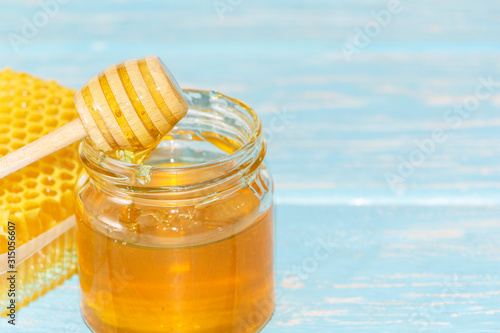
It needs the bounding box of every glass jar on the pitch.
[75,90,274,333]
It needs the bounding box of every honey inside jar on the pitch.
[75,90,275,333]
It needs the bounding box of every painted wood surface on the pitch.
[1,0,500,331]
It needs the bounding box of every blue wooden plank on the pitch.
[2,51,500,205]
[2,204,500,332]
[1,11,500,205]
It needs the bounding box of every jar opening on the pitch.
[80,90,265,194]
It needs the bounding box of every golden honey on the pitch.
[75,90,275,332]
[0,69,82,315]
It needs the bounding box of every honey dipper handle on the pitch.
[0,118,87,179]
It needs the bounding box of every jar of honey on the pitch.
[74,90,274,333]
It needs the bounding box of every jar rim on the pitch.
[79,89,265,194]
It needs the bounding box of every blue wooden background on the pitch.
[1,0,500,331]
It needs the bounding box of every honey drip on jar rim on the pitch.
[109,131,243,181]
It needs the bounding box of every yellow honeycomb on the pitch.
[0,69,82,315]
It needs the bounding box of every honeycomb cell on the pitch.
[26,180,38,189]
[44,155,57,165]
[42,177,56,186]
[42,188,58,197]
[40,200,66,221]
[6,195,22,204]
[59,171,74,181]
[61,149,76,159]
[50,97,61,105]
[14,109,28,119]
[11,141,24,150]
[27,134,42,144]
[0,95,12,103]
[62,112,76,121]
[33,92,45,100]
[44,119,59,128]
[7,173,22,183]
[28,125,43,134]
[30,160,41,169]
[23,191,40,200]
[61,98,74,108]
[25,168,40,179]
[29,103,44,113]
[7,184,23,193]
[28,114,43,122]
[42,165,55,175]
[60,160,76,170]
[13,120,27,128]
[61,183,73,192]
[13,130,27,141]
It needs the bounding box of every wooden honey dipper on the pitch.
[0,56,188,179]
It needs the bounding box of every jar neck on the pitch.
[79,90,266,202]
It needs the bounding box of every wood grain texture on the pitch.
[75,56,187,151]
[0,0,500,331]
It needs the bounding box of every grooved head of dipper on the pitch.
[74,56,188,152]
